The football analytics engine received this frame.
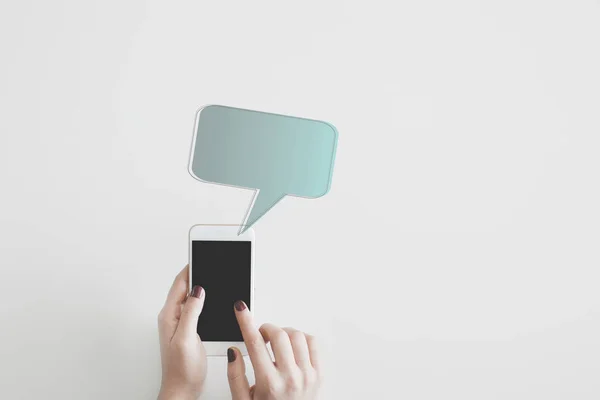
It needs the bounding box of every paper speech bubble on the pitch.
[188,105,338,234]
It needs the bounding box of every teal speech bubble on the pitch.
[188,105,338,234]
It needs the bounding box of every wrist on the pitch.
[157,386,196,400]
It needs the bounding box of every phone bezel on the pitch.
[188,224,255,356]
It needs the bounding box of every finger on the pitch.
[282,327,311,368]
[306,334,321,372]
[227,347,251,400]
[259,323,296,371]
[158,265,190,341]
[234,300,277,377]
[164,265,190,310]
[174,285,206,340]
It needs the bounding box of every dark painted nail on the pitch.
[234,300,246,311]
[227,348,236,363]
[191,285,204,298]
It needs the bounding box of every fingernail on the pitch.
[191,285,204,299]
[234,300,246,311]
[227,348,236,363]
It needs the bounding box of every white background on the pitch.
[1,1,599,399]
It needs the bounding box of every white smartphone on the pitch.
[189,224,255,356]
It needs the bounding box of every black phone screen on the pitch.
[191,240,251,342]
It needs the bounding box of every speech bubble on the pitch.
[188,105,338,234]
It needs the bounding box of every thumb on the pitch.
[227,347,251,400]
[175,285,206,339]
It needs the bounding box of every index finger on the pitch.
[234,301,276,378]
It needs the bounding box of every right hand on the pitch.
[226,301,323,400]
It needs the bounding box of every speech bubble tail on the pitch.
[238,189,285,235]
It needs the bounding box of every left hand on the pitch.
[157,265,207,400]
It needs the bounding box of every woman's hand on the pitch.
[227,301,323,400]
[157,265,207,400]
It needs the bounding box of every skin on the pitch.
[158,266,207,400]
[157,265,322,400]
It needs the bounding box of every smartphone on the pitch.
[189,224,255,356]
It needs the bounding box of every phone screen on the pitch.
[191,240,251,342]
